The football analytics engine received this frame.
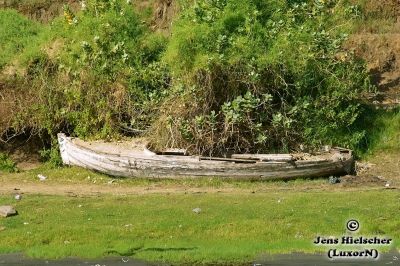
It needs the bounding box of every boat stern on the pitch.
[57,133,70,165]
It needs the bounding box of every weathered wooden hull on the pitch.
[57,133,354,179]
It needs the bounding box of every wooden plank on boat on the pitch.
[231,154,294,162]
[200,157,257,163]
[158,148,188,155]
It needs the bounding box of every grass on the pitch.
[357,107,400,158]
[0,191,398,265]
[0,9,42,69]
[353,18,400,34]
[0,164,360,192]
[368,108,400,154]
[351,0,399,33]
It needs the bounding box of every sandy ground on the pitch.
[0,181,250,196]
[0,176,394,197]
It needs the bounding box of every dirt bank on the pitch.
[0,0,79,23]
[346,33,400,107]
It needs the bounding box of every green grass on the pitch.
[0,9,42,69]
[368,108,400,153]
[357,107,400,158]
[0,191,398,265]
[0,164,349,191]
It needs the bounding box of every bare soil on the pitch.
[360,152,400,185]
[346,33,400,107]
[0,0,80,23]
[0,182,247,196]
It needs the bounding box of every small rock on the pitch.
[107,179,115,184]
[14,194,22,201]
[385,183,390,188]
[0,206,17,217]
[0,226,5,231]
[38,174,47,181]
[192,207,202,214]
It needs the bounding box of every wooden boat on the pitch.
[57,133,354,179]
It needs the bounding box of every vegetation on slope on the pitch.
[0,9,42,69]
[156,0,372,154]
[1,0,378,158]
[1,0,168,155]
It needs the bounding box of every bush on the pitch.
[10,0,169,141]
[3,0,374,157]
[0,153,18,173]
[155,0,373,155]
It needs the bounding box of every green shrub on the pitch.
[156,0,373,154]
[11,0,169,141]
[0,153,18,173]
[2,0,377,157]
[39,139,63,167]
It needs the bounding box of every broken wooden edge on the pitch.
[57,133,354,179]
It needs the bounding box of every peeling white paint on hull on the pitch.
[57,133,354,179]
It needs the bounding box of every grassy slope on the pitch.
[0,191,398,264]
[363,108,400,155]
[0,9,42,69]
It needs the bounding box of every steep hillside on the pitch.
[347,33,400,107]
[345,0,400,107]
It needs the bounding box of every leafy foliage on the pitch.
[1,0,375,157]
[9,0,169,140]
[158,0,372,154]
[0,153,18,173]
